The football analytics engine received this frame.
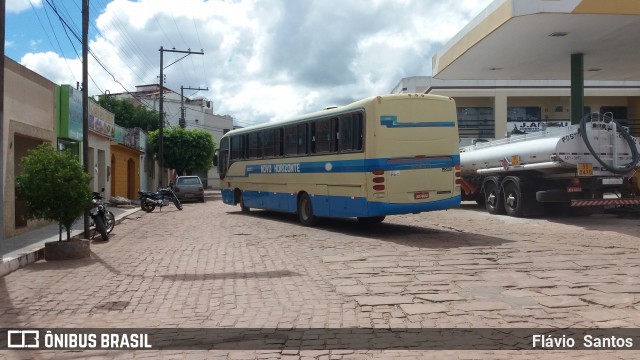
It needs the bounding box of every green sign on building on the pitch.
[57,85,83,141]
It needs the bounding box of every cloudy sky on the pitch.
[5,0,494,127]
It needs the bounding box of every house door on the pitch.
[127,158,136,199]
[110,155,116,196]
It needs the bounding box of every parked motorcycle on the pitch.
[138,186,183,212]
[89,190,115,240]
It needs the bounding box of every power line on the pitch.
[32,0,216,123]
[29,0,78,84]
[87,0,156,83]
[44,0,105,93]
[40,0,162,111]
[154,13,174,47]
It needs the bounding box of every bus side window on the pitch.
[310,122,317,153]
[331,118,339,153]
[284,126,297,156]
[276,128,283,157]
[340,114,354,151]
[263,129,275,158]
[355,113,363,150]
[338,113,364,152]
[298,123,308,155]
[241,134,248,159]
[230,135,242,160]
[247,133,256,159]
[314,118,333,153]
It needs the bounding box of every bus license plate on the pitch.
[414,192,430,200]
[577,163,593,177]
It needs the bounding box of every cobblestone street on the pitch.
[2,194,640,359]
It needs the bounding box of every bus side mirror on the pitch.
[213,150,219,167]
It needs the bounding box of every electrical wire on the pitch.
[30,0,216,123]
[28,0,78,84]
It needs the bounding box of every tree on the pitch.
[96,96,159,132]
[16,143,92,241]
[147,127,217,174]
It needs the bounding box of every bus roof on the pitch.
[223,93,452,137]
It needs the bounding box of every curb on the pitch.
[0,208,141,277]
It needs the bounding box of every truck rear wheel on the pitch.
[484,181,504,214]
[503,182,524,217]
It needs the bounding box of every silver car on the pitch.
[174,176,205,202]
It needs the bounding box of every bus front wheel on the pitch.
[297,193,317,226]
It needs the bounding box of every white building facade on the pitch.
[391,76,640,140]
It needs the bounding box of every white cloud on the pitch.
[7,0,42,13]
[17,0,494,127]
[20,51,82,85]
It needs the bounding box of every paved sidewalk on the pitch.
[0,206,141,277]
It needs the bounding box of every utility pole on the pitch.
[180,85,209,128]
[157,47,204,187]
[1,0,5,242]
[82,0,90,237]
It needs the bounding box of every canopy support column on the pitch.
[571,53,584,125]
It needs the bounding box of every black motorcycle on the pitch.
[89,191,115,240]
[138,186,183,212]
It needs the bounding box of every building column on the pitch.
[494,92,508,139]
[571,53,584,125]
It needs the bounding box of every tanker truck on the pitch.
[459,113,640,217]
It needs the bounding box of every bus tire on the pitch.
[357,216,385,224]
[240,193,250,213]
[297,193,317,226]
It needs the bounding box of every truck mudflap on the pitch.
[571,198,640,207]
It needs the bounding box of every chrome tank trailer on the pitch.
[460,123,639,178]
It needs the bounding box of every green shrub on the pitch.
[16,143,92,240]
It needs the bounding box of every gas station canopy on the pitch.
[432,0,640,81]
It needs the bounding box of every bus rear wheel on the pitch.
[240,193,250,213]
[236,189,250,213]
[297,193,317,226]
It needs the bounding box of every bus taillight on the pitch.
[372,170,385,192]
[455,164,461,189]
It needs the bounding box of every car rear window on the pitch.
[177,177,201,185]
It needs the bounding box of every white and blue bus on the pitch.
[216,94,461,225]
